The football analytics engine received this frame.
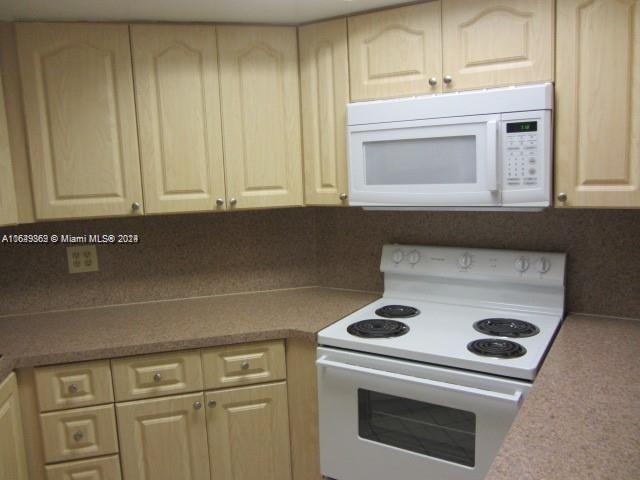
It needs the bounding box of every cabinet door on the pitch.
[556,0,640,208]
[442,0,554,91]
[130,25,227,214]
[116,392,210,480]
[0,373,29,480]
[205,382,291,480]
[0,70,18,226]
[348,2,442,101]
[16,23,143,220]
[299,18,350,206]
[217,26,303,209]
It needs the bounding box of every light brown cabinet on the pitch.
[45,455,122,480]
[116,393,211,480]
[348,0,554,101]
[16,23,144,220]
[0,70,18,226]
[205,382,292,480]
[348,1,443,101]
[441,0,554,92]
[0,373,28,480]
[130,24,227,214]
[299,18,350,206]
[217,25,303,210]
[555,0,640,208]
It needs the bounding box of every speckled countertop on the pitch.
[487,313,640,479]
[0,287,379,380]
[1,290,638,479]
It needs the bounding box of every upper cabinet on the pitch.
[0,70,19,226]
[299,18,350,206]
[555,0,640,208]
[16,23,144,220]
[348,1,443,101]
[217,25,303,210]
[441,0,554,91]
[130,24,227,214]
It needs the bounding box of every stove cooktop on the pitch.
[320,297,563,380]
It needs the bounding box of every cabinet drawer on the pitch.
[45,454,122,480]
[111,350,203,401]
[40,404,119,464]
[35,361,114,412]
[202,340,286,390]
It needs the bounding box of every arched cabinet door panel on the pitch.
[217,25,303,210]
[348,1,443,101]
[441,0,554,91]
[299,18,350,206]
[555,0,640,208]
[130,24,226,214]
[16,23,143,220]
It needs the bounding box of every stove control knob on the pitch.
[392,249,404,264]
[514,256,530,273]
[457,252,473,269]
[407,250,421,265]
[536,257,551,274]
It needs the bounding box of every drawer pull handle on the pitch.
[153,373,162,382]
[240,362,250,370]
[193,401,202,410]
[208,400,217,408]
[68,384,79,394]
[73,431,84,442]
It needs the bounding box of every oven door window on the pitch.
[358,389,476,467]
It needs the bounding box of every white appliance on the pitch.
[347,83,553,210]
[317,244,566,480]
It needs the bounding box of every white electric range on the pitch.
[317,244,566,480]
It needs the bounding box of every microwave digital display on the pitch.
[507,121,537,133]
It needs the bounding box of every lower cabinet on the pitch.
[45,455,122,480]
[0,373,28,480]
[116,392,210,480]
[205,382,292,480]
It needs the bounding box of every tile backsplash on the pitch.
[1,207,638,318]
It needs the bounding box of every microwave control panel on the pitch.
[504,120,539,189]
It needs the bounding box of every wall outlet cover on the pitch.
[66,245,99,274]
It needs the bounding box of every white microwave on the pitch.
[347,83,553,210]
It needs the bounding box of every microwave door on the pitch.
[348,115,500,207]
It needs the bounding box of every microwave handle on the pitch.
[486,120,498,192]
[317,356,523,405]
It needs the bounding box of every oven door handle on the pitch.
[317,357,523,405]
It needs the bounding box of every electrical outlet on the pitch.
[66,245,99,274]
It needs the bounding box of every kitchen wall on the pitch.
[316,208,640,319]
[0,208,317,315]
[0,207,638,318]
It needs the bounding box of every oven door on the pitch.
[348,114,500,207]
[317,348,527,480]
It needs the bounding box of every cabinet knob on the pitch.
[216,198,224,207]
[131,201,141,211]
[443,75,453,85]
[229,198,237,206]
[208,400,217,408]
[68,383,79,394]
[153,373,162,382]
[339,193,348,201]
[428,77,438,86]
[240,362,250,370]
[73,431,84,442]
[557,192,568,202]
[193,401,202,410]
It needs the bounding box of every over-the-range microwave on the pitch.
[347,83,553,210]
